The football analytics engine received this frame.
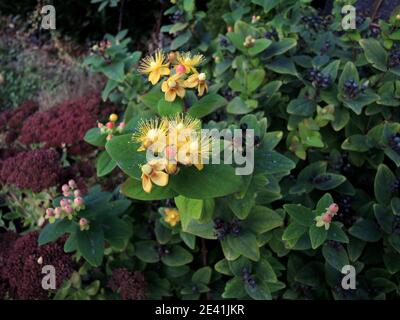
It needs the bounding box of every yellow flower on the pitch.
[167,113,201,148]
[138,49,170,85]
[184,72,208,96]
[164,208,180,227]
[176,52,204,74]
[161,74,186,102]
[141,159,169,193]
[177,135,213,170]
[133,118,168,152]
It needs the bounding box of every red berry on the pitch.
[106,122,115,129]
[322,213,332,223]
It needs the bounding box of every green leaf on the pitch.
[338,61,359,97]
[322,243,349,271]
[327,222,349,243]
[140,87,164,111]
[96,151,116,177]
[252,0,280,13]
[76,224,104,266]
[161,246,193,266]
[284,204,314,227]
[245,277,272,300]
[188,94,227,118]
[248,39,271,56]
[341,135,370,152]
[263,38,297,59]
[227,96,252,114]
[222,277,246,299]
[102,217,132,250]
[247,69,265,93]
[192,267,212,284]
[157,98,184,116]
[349,219,381,242]
[170,30,191,50]
[175,195,203,229]
[375,164,396,205]
[287,98,316,116]
[135,240,159,263]
[84,128,106,147]
[106,134,146,179]
[309,224,328,249]
[359,39,388,71]
[312,173,346,190]
[38,219,73,246]
[227,231,260,261]
[170,165,242,199]
[102,61,125,82]
[282,223,308,241]
[255,150,295,174]
[244,206,283,233]
[121,177,177,201]
[266,57,298,76]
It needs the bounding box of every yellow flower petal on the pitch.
[142,174,152,193]
[151,171,169,186]
[149,69,161,85]
[165,90,177,102]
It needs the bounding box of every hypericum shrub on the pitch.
[19,92,112,155]
[1,231,76,300]
[0,149,62,192]
[38,0,400,300]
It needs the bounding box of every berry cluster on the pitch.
[98,113,125,141]
[45,180,87,228]
[213,218,242,240]
[264,29,278,41]
[389,48,400,68]
[312,175,332,184]
[329,153,352,173]
[220,88,237,101]
[155,244,170,257]
[315,203,339,230]
[388,133,400,154]
[308,68,332,89]
[326,240,341,250]
[320,40,331,55]
[293,282,313,298]
[170,11,184,23]
[368,23,381,38]
[241,267,256,289]
[335,195,356,228]
[343,79,362,99]
[391,178,400,193]
[301,15,331,32]
[219,36,230,47]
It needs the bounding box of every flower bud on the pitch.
[74,190,81,197]
[198,73,206,81]
[61,184,69,193]
[109,113,118,122]
[328,203,339,214]
[46,208,54,217]
[227,26,233,33]
[60,199,69,207]
[74,197,85,206]
[107,134,113,141]
[106,122,115,129]
[119,121,125,128]
[176,64,186,74]
[54,207,63,218]
[166,163,178,174]
[322,213,332,223]
[79,218,90,231]
[168,51,176,63]
[68,179,77,189]
[37,256,43,265]
[98,122,103,128]
[64,205,73,214]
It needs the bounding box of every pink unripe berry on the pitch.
[64,205,73,214]
[119,121,125,128]
[79,218,89,227]
[322,213,332,223]
[98,122,103,128]
[54,207,62,217]
[329,203,339,214]
[68,179,77,189]
[61,184,69,193]
[106,122,114,129]
[74,190,81,197]
[176,64,186,74]
[46,208,54,217]
[107,134,113,141]
[60,199,69,207]
[74,197,84,206]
